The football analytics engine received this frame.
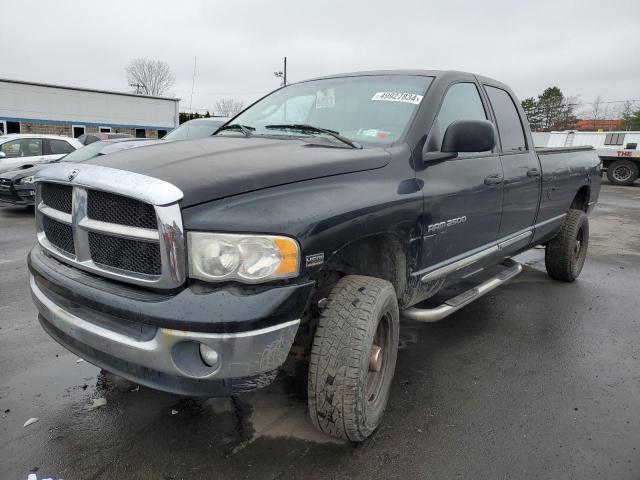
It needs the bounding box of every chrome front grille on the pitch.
[41,183,72,213]
[34,163,185,289]
[88,231,162,275]
[42,215,75,254]
[88,190,158,229]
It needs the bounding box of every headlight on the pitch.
[188,232,300,283]
[19,176,35,184]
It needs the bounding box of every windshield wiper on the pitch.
[215,124,255,137]
[265,124,362,149]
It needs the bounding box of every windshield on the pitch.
[59,141,108,162]
[220,75,433,146]
[163,119,226,142]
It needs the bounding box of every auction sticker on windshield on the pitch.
[371,91,423,104]
[316,88,336,109]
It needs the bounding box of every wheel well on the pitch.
[319,234,410,305]
[570,186,590,212]
[291,234,411,362]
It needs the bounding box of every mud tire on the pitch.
[545,209,589,282]
[307,275,399,442]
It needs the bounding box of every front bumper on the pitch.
[29,246,314,396]
[0,183,35,205]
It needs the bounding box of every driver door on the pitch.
[416,82,503,275]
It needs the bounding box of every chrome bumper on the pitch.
[30,275,299,381]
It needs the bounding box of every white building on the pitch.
[0,78,179,139]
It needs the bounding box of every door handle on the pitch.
[484,174,504,185]
[527,168,541,177]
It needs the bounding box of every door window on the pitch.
[135,128,146,138]
[485,86,527,152]
[1,138,43,157]
[47,139,76,155]
[432,83,487,151]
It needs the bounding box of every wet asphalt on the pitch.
[1,183,639,480]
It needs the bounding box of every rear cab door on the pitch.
[480,79,542,255]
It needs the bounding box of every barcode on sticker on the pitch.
[371,92,423,104]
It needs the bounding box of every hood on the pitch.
[87,136,391,207]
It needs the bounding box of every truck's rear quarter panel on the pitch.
[533,146,602,244]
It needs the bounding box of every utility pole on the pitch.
[129,82,143,94]
[274,56,287,87]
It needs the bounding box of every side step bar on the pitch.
[402,259,522,323]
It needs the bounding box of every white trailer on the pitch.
[533,131,640,185]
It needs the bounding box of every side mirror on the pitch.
[0,151,5,159]
[421,119,496,164]
[442,119,496,153]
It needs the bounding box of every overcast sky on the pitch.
[2,0,639,116]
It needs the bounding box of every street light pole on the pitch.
[283,56,287,86]
[274,56,288,87]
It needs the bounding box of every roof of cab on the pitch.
[298,69,509,90]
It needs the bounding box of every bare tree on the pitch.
[622,100,635,116]
[602,104,611,130]
[126,58,175,96]
[589,95,604,131]
[215,98,244,117]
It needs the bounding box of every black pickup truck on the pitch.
[29,70,601,442]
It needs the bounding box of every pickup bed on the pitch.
[29,70,601,442]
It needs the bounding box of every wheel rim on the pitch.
[573,231,582,261]
[366,312,391,405]
[613,165,632,182]
[573,226,587,270]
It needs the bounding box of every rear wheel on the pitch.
[307,275,399,442]
[545,209,589,282]
[606,159,639,186]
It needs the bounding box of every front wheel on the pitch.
[307,275,399,442]
[607,159,639,186]
[545,209,589,282]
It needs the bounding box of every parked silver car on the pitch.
[0,138,156,206]
[0,134,83,173]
